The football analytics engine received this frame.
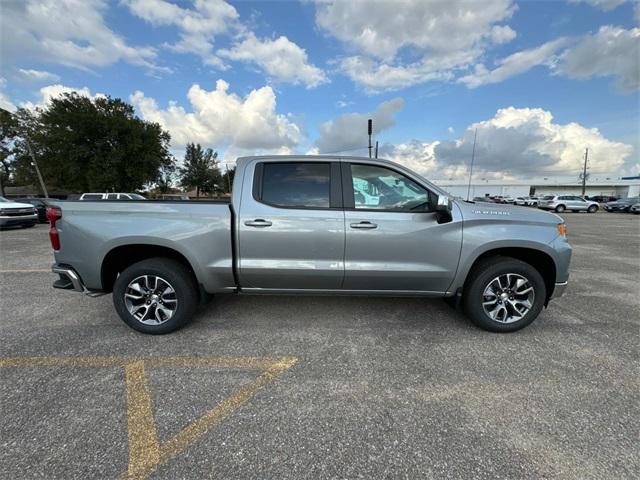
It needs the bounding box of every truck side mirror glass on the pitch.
[435,194,451,213]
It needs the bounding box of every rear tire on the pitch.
[587,205,598,213]
[113,258,198,334]
[463,256,546,333]
[555,205,566,213]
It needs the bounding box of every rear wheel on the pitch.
[555,204,566,213]
[463,256,546,333]
[113,258,198,334]
[587,205,598,213]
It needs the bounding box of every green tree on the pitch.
[179,143,222,198]
[7,93,174,193]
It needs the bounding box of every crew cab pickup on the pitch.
[48,156,571,334]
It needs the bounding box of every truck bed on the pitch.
[52,200,235,292]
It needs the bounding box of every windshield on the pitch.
[129,193,146,200]
[0,196,9,203]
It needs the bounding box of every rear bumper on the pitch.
[52,264,105,297]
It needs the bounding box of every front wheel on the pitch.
[463,257,546,333]
[113,258,198,334]
[587,205,598,213]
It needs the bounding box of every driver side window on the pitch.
[350,164,432,211]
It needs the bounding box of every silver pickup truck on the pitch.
[48,155,571,334]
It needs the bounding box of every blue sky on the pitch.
[1,0,638,180]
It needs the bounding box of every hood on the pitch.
[0,200,35,209]
[454,199,563,225]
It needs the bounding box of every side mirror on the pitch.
[435,194,452,213]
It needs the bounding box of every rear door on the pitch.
[342,162,462,292]
[238,160,345,290]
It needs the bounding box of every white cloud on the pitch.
[555,26,640,93]
[219,33,327,88]
[17,69,61,83]
[379,107,633,179]
[447,127,455,134]
[20,84,104,110]
[315,0,516,60]
[130,80,302,152]
[315,0,517,90]
[124,0,239,67]
[458,38,568,88]
[569,0,627,11]
[314,98,404,153]
[1,0,164,73]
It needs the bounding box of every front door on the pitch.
[238,160,345,290]
[342,162,462,292]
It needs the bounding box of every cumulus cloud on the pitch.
[17,69,60,83]
[315,0,517,90]
[20,84,104,110]
[555,26,640,93]
[124,0,239,67]
[219,33,327,88]
[378,107,633,179]
[314,98,404,153]
[130,80,302,152]
[1,0,164,73]
[458,38,568,88]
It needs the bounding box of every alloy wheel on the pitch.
[482,273,535,324]
[124,275,178,325]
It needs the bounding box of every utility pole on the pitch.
[367,119,373,158]
[581,147,589,196]
[466,128,478,201]
[25,137,49,199]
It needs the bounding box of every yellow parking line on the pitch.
[1,355,298,480]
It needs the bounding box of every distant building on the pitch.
[433,176,640,199]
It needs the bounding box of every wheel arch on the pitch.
[101,244,198,294]
[462,247,557,303]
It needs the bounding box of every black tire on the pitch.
[113,257,198,334]
[587,205,598,213]
[462,256,546,333]
[555,204,566,213]
[21,223,36,228]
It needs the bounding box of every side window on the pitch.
[261,162,331,208]
[107,194,118,199]
[350,164,432,211]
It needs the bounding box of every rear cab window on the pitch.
[258,162,333,209]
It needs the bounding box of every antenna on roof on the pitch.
[466,128,478,201]
[368,119,373,158]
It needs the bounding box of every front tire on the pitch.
[463,256,546,333]
[587,205,598,213]
[113,258,198,334]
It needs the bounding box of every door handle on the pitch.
[350,221,377,229]
[244,219,273,227]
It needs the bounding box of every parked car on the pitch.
[513,197,528,206]
[472,196,496,203]
[538,195,599,213]
[14,197,52,223]
[48,155,571,334]
[604,197,640,213]
[0,196,38,229]
[586,195,617,203]
[156,194,190,201]
[525,196,541,206]
[79,193,146,200]
[630,203,640,214]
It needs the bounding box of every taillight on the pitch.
[46,207,62,251]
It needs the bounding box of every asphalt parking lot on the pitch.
[1,213,638,479]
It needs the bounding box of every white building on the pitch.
[432,176,640,199]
